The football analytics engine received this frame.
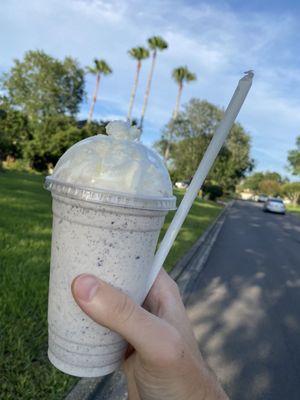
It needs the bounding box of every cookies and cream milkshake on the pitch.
[45,121,176,377]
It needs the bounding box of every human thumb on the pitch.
[71,274,177,360]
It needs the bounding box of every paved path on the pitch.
[186,200,300,400]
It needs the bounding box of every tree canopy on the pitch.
[172,66,197,86]
[156,99,253,192]
[0,97,30,160]
[148,36,168,52]
[282,182,300,205]
[128,47,150,61]
[2,50,85,119]
[86,59,112,76]
[240,171,286,194]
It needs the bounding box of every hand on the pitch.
[72,269,228,400]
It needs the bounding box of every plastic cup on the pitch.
[45,177,175,377]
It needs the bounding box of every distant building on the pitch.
[237,188,254,200]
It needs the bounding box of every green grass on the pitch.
[0,170,222,399]
[286,204,300,216]
[159,189,223,272]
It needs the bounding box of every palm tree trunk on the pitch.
[139,50,157,130]
[164,82,183,159]
[88,73,101,123]
[173,81,183,119]
[127,61,141,123]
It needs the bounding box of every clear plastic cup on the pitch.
[45,122,175,377]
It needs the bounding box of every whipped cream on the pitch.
[51,121,173,197]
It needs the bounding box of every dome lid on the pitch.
[45,121,176,211]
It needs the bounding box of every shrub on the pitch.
[203,183,223,201]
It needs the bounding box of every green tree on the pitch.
[23,117,109,170]
[241,171,285,194]
[282,182,300,205]
[263,171,285,183]
[0,98,30,161]
[87,59,112,123]
[156,99,253,192]
[240,172,264,192]
[2,50,85,118]
[259,180,282,197]
[287,136,300,176]
[127,46,149,123]
[139,36,168,130]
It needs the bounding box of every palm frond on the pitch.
[128,46,150,61]
[148,36,168,51]
[172,66,197,84]
[87,58,113,75]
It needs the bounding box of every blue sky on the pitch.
[1,0,300,179]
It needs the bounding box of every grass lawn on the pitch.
[0,170,222,399]
[286,204,300,216]
[160,189,223,271]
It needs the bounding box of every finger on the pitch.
[144,269,200,356]
[123,356,141,400]
[143,268,181,313]
[71,274,181,362]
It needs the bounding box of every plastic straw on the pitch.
[147,71,254,292]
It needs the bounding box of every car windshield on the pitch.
[269,199,283,204]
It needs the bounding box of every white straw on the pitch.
[147,71,254,292]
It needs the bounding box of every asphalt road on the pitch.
[186,200,300,400]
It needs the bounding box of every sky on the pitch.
[1,0,300,179]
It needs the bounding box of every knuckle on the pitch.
[112,292,136,326]
[156,327,186,368]
[169,279,180,295]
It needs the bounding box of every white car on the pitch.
[256,194,268,203]
[263,198,286,214]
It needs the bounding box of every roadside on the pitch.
[286,204,300,216]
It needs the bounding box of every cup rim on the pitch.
[45,176,177,211]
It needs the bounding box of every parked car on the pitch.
[263,198,286,214]
[175,180,189,189]
[256,194,268,202]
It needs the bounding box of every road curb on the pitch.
[65,201,233,400]
[170,200,232,283]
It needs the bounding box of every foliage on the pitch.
[172,66,197,85]
[202,183,223,201]
[241,171,286,194]
[128,47,149,61]
[86,58,112,76]
[148,36,168,51]
[258,179,282,197]
[2,50,85,118]
[282,182,300,205]
[287,136,300,176]
[23,117,108,171]
[0,98,30,160]
[156,99,253,192]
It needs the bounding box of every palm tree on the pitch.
[127,46,149,123]
[172,66,197,119]
[139,36,168,130]
[87,59,112,123]
[164,66,196,159]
